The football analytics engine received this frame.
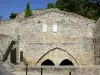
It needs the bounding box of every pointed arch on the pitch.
[60,59,73,66]
[36,47,79,65]
[41,59,55,66]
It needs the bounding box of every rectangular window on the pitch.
[20,51,23,62]
[53,24,57,32]
[43,24,47,32]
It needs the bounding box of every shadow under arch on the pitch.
[60,59,74,66]
[36,47,79,65]
[60,59,73,75]
[41,59,55,66]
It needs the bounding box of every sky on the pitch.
[0,0,56,20]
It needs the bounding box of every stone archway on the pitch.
[41,59,55,66]
[60,59,73,75]
[36,47,78,66]
[60,59,73,66]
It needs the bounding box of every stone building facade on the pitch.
[0,9,99,66]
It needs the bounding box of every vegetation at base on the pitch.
[9,13,17,19]
[53,0,100,20]
[47,3,55,9]
[24,2,32,18]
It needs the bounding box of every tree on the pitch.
[55,0,69,10]
[24,2,32,18]
[55,0,100,20]
[47,3,54,9]
[9,13,17,19]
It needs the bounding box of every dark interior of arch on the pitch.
[60,59,73,66]
[41,59,55,66]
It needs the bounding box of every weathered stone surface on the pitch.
[93,18,100,65]
[12,66,100,75]
[18,10,95,65]
[0,62,15,75]
[0,8,99,66]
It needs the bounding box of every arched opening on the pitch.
[41,59,54,66]
[60,59,73,75]
[36,47,78,66]
[60,59,73,66]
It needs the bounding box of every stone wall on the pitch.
[15,9,58,19]
[0,35,12,61]
[18,10,95,65]
[93,18,100,65]
[0,19,20,62]
[0,9,98,66]
[13,66,100,75]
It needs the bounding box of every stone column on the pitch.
[7,52,11,62]
[0,51,3,62]
[16,41,20,64]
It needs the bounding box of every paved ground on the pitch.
[0,64,15,75]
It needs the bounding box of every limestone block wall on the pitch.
[0,20,20,62]
[18,11,95,66]
[13,66,100,75]
[0,9,97,65]
[16,9,58,19]
[93,18,100,65]
[0,35,12,61]
[0,20,19,38]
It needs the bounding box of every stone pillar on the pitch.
[16,41,20,64]
[7,52,11,62]
[0,51,3,62]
